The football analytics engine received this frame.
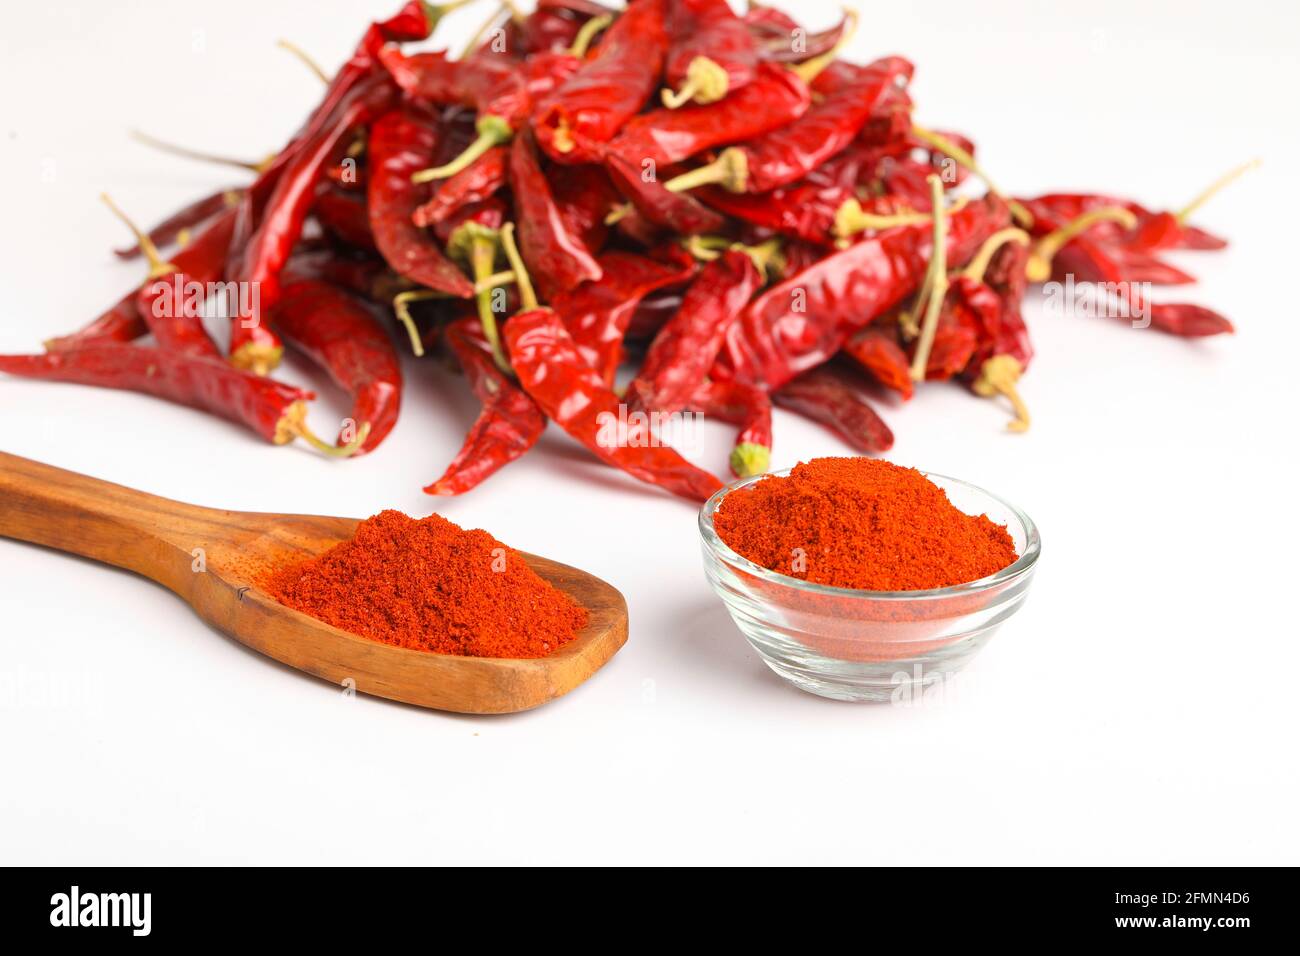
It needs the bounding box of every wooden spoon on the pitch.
[0,451,628,714]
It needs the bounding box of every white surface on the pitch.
[1,0,1296,866]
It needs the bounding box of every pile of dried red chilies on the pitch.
[4,0,1245,497]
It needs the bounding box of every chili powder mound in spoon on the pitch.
[264,510,587,658]
[713,458,1017,591]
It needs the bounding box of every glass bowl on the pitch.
[699,469,1041,702]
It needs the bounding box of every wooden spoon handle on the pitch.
[0,451,206,586]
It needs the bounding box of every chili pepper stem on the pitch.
[278,401,372,456]
[459,2,511,59]
[393,291,440,357]
[469,237,512,373]
[230,342,284,378]
[910,125,1033,227]
[665,147,748,194]
[661,56,730,108]
[730,442,771,478]
[962,227,1030,283]
[1025,206,1137,282]
[277,39,330,83]
[100,193,176,280]
[789,8,859,85]
[130,130,272,174]
[569,13,613,57]
[499,222,538,310]
[973,355,1031,432]
[833,198,933,239]
[412,116,513,183]
[604,203,633,226]
[908,175,948,382]
[1175,158,1261,225]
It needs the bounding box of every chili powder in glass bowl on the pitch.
[698,459,1040,702]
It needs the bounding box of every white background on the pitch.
[1,0,1297,865]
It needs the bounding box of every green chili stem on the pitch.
[1175,159,1260,224]
[661,56,730,108]
[569,13,613,57]
[459,2,509,59]
[393,291,441,357]
[276,39,329,83]
[412,115,513,183]
[910,125,1033,227]
[908,175,948,382]
[833,198,934,238]
[499,223,537,311]
[961,227,1030,284]
[100,193,176,280]
[973,355,1030,432]
[130,129,269,173]
[664,147,748,194]
[1025,206,1136,282]
[469,237,511,373]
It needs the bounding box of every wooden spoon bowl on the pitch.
[0,451,627,714]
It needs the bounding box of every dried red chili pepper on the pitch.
[774,364,894,453]
[499,224,721,501]
[1019,161,1256,254]
[551,248,695,383]
[312,185,376,250]
[411,145,508,227]
[366,107,475,299]
[0,347,363,456]
[234,75,398,375]
[1051,237,1235,336]
[688,379,772,477]
[427,316,547,496]
[716,197,1005,389]
[660,0,759,108]
[665,53,912,196]
[509,127,603,299]
[547,161,622,253]
[112,188,241,260]
[49,206,240,354]
[534,0,669,163]
[842,326,914,399]
[627,250,762,413]
[606,61,810,169]
[604,153,725,235]
[271,279,403,454]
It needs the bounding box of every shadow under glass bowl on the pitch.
[699,469,1041,702]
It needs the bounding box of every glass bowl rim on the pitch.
[698,466,1041,601]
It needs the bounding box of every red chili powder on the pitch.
[713,458,1018,591]
[264,510,588,658]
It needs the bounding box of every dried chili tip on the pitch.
[972,355,1031,433]
[1025,206,1138,283]
[661,56,731,109]
[730,441,771,478]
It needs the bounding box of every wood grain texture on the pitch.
[0,451,628,714]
